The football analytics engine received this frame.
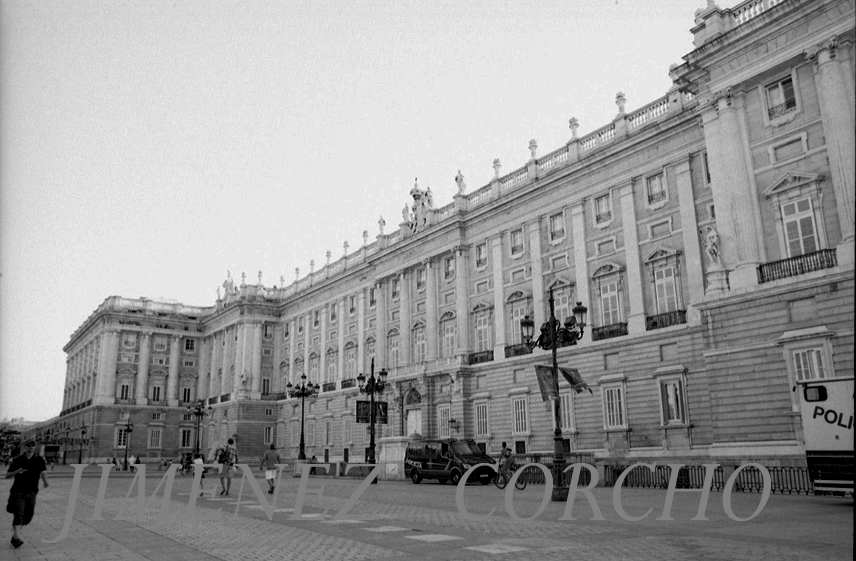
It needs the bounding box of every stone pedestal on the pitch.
[378,436,409,481]
[705,268,729,297]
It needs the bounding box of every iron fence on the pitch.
[603,464,816,495]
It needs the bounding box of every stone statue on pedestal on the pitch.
[704,226,721,268]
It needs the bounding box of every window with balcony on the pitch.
[646,173,667,208]
[153,335,167,352]
[261,377,271,394]
[441,314,457,358]
[413,323,426,363]
[444,256,455,280]
[782,198,818,257]
[475,243,487,268]
[549,212,565,241]
[294,357,304,376]
[313,310,320,328]
[297,317,304,334]
[264,324,273,339]
[391,279,400,300]
[594,194,612,226]
[185,339,196,352]
[765,76,796,119]
[474,309,493,352]
[309,353,320,383]
[345,344,357,377]
[364,338,375,369]
[600,279,621,325]
[369,289,376,308]
[702,152,711,186]
[349,296,357,315]
[151,386,162,402]
[654,266,679,314]
[510,229,524,256]
[120,384,130,400]
[182,387,192,403]
[326,350,338,382]
[122,332,137,348]
[415,268,426,291]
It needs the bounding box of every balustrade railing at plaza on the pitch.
[592,322,628,341]
[467,350,494,365]
[260,392,287,401]
[340,378,356,389]
[645,310,687,331]
[220,393,230,403]
[322,382,337,393]
[504,344,533,358]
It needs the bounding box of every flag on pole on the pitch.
[559,367,592,394]
[533,365,558,402]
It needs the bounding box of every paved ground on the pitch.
[2,465,852,560]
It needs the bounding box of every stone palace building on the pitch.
[25,0,854,479]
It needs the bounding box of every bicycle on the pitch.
[493,465,527,490]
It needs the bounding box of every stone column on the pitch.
[135,331,152,405]
[209,332,221,399]
[675,157,705,325]
[425,258,439,361]
[807,38,856,267]
[303,313,311,381]
[251,322,263,397]
[454,246,471,357]
[376,281,388,368]
[570,202,592,344]
[528,217,545,327]
[320,310,328,383]
[167,335,181,406]
[701,89,764,290]
[491,234,506,360]
[400,271,412,366]
[235,323,249,394]
[221,327,233,396]
[337,300,345,380]
[620,181,646,334]
[272,327,282,393]
[357,290,366,371]
[95,329,119,405]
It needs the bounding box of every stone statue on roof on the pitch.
[455,170,466,194]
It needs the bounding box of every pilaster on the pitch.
[357,290,367,372]
[674,157,705,326]
[135,331,152,405]
[454,246,470,356]
[376,281,388,368]
[619,182,646,334]
[251,322,263,398]
[570,202,592,344]
[400,271,412,365]
[491,234,506,359]
[528,217,545,327]
[425,258,439,361]
[167,335,180,406]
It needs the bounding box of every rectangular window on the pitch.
[326,355,337,381]
[265,407,273,416]
[510,229,524,255]
[263,324,273,339]
[654,266,679,313]
[369,289,376,307]
[475,403,489,437]
[510,304,527,345]
[438,405,451,438]
[413,327,426,362]
[309,356,320,382]
[444,256,455,279]
[297,317,304,334]
[330,303,338,323]
[153,357,167,366]
[365,340,375,368]
[388,336,399,366]
[442,321,457,358]
[793,348,826,381]
[153,336,167,351]
[149,428,162,448]
[342,417,352,444]
[604,386,626,428]
[283,322,290,338]
[475,243,487,268]
[349,296,357,315]
[595,194,611,224]
[511,397,528,434]
[345,346,357,376]
[151,386,162,402]
[307,420,315,447]
[182,387,191,403]
[122,333,137,348]
[182,412,193,421]
[313,310,320,328]
[781,198,818,257]
[416,268,426,290]
[475,312,492,352]
[646,174,666,205]
[264,426,273,445]
[549,213,565,240]
[180,429,192,448]
[766,76,796,119]
[660,379,686,424]
[184,339,196,352]
[600,280,621,325]
[116,428,128,448]
[325,421,332,445]
[702,152,711,185]
[391,279,400,299]
[120,384,130,400]
[560,393,574,431]
[553,285,572,325]
[151,411,163,421]
[183,359,196,367]
[262,378,271,394]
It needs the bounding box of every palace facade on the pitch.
[25,0,854,478]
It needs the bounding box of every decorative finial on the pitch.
[280,275,285,287]
[616,91,627,114]
[569,117,579,139]
[241,272,246,285]
[378,215,386,235]
[493,158,501,179]
[362,230,369,245]
[325,250,332,264]
[309,259,315,273]
[257,270,263,285]
[529,139,538,160]
[294,267,299,282]
[343,240,349,256]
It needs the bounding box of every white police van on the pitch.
[798,376,854,495]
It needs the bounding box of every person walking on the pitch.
[128,454,136,473]
[259,445,282,494]
[217,438,238,496]
[5,439,49,549]
[193,453,206,496]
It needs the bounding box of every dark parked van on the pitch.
[405,438,496,485]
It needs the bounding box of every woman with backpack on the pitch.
[217,438,238,496]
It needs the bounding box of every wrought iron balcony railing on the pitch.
[592,322,628,341]
[207,396,219,405]
[468,350,494,365]
[322,382,337,392]
[340,378,356,389]
[645,310,687,331]
[260,392,287,401]
[757,249,837,284]
[768,99,797,119]
[220,393,231,403]
[504,344,533,358]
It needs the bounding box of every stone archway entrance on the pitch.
[404,388,422,436]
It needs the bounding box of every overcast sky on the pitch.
[0,0,739,422]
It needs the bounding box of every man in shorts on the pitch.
[259,444,282,494]
[218,438,238,496]
[5,439,49,549]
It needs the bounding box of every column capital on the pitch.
[452,244,470,256]
[422,256,436,268]
[805,37,839,65]
[141,330,153,338]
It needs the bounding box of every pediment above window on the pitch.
[439,311,455,321]
[471,301,493,313]
[591,262,624,279]
[506,290,531,303]
[545,276,573,290]
[764,172,822,198]
[644,247,681,264]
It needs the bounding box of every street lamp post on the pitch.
[521,289,587,501]
[187,400,213,455]
[357,358,387,483]
[78,424,88,464]
[123,420,134,471]
[287,374,318,460]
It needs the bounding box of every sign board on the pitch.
[356,400,388,424]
